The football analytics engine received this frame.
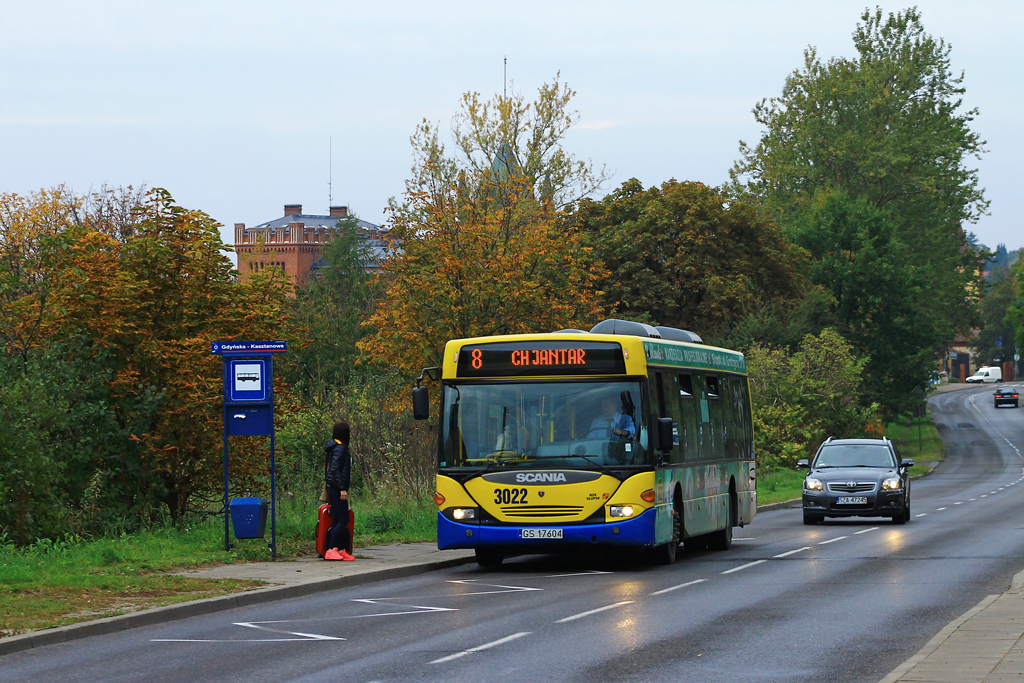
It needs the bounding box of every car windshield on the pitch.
[813,444,895,468]
[439,380,649,468]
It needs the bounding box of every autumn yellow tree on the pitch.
[0,187,293,538]
[360,76,609,377]
[39,189,294,522]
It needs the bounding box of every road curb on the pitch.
[0,555,473,657]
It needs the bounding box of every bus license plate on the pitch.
[520,528,563,539]
[837,496,868,505]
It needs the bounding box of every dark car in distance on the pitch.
[798,437,914,525]
[994,387,1019,408]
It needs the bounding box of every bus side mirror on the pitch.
[656,417,674,453]
[412,386,430,421]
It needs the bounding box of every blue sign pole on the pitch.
[223,361,232,552]
[213,341,287,559]
[269,353,277,560]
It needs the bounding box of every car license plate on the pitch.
[837,496,868,505]
[520,528,562,539]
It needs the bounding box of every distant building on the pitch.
[233,204,387,289]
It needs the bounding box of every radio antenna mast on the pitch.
[503,56,507,98]
[328,136,333,207]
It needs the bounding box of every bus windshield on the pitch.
[439,380,650,468]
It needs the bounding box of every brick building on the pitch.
[233,203,387,289]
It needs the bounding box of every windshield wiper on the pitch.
[573,454,617,477]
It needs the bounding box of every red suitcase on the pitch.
[315,504,355,558]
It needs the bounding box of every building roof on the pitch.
[251,213,382,231]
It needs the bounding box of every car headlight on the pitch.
[881,478,902,491]
[609,505,635,518]
[804,478,823,491]
[451,508,477,520]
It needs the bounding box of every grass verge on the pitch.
[0,491,435,636]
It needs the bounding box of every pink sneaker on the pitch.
[324,547,344,561]
[340,550,355,561]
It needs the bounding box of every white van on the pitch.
[966,366,1002,383]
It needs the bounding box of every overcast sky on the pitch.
[2,1,1020,257]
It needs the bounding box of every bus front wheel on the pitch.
[475,548,504,568]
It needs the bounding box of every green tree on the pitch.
[1005,257,1024,366]
[288,216,380,404]
[974,265,1019,367]
[747,329,877,470]
[574,178,810,338]
[730,7,988,412]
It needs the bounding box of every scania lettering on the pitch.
[414,319,756,567]
[517,473,568,483]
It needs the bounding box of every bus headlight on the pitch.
[609,505,635,518]
[451,508,477,521]
[881,477,902,491]
[804,478,824,491]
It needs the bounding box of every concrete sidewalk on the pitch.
[880,567,1024,683]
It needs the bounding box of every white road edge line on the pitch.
[555,601,634,623]
[774,547,811,558]
[854,527,879,535]
[915,514,927,517]
[651,578,707,596]
[936,507,947,511]
[721,560,767,574]
[818,536,848,545]
[430,631,532,664]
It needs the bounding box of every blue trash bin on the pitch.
[230,497,268,539]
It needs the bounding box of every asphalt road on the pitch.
[3,384,1023,683]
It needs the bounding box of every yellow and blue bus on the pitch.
[413,319,756,566]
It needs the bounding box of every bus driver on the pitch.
[588,397,635,439]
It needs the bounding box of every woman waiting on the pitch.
[323,422,354,561]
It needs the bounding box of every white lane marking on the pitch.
[555,601,634,623]
[430,631,531,664]
[818,536,848,545]
[543,571,612,578]
[954,502,963,505]
[349,600,459,616]
[991,491,998,494]
[970,498,977,501]
[446,581,543,595]
[153,638,333,643]
[915,514,927,517]
[937,507,947,511]
[854,527,879,535]
[721,560,767,574]
[153,622,346,643]
[982,495,988,498]
[733,537,755,541]
[774,547,811,558]
[651,578,707,596]
[969,394,1024,460]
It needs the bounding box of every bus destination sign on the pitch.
[456,341,626,377]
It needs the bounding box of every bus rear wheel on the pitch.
[474,548,504,568]
[708,506,733,551]
[652,500,680,565]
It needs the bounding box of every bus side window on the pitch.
[675,373,698,462]
[705,375,725,460]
